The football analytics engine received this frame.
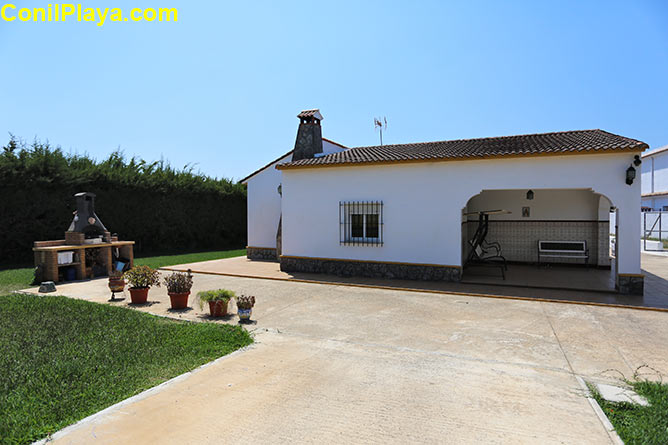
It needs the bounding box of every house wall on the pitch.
[246,153,291,251]
[280,152,641,275]
[642,150,668,195]
[641,156,653,195]
[463,190,610,265]
[244,140,344,252]
[641,148,668,210]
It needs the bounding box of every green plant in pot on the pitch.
[123,265,160,304]
[235,294,255,322]
[164,269,193,309]
[197,289,235,317]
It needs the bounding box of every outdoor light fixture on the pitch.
[625,155,642,185]
[626,165,636,185]
[526,190,534,200]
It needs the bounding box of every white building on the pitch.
[240,110,347,260]
[242,110,647,295]
[641,145,668,211]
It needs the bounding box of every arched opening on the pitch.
[460,188,616,291]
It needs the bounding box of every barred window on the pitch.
[339,201,383,246]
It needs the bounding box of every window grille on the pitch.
[339,201,383,246]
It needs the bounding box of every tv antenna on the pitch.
[374,117,387,146]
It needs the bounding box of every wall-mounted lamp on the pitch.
[626,165,636,185]
[625,156,641,185]
[526,189,534,200]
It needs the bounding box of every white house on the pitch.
[641,144,668,211]
[240,110,348,259]
[242,110,647,295]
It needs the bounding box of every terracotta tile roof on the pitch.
[277,129,647,170]
[297,109,323,119]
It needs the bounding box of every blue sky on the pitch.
[1,1,667,181]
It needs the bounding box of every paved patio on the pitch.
[462,262,615,291]
[23,268,668,444]
[160,253,668,309]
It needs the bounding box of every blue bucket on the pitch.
[64,267,76,281]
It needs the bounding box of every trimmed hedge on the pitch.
[0,137,246,267]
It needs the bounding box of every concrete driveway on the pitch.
[27,273,668,444]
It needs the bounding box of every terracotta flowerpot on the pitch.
[168,292,190,309]
[208,300,228,317]
[108,276,125,293]
[129,287,149,304]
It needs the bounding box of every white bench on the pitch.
[538,240,589,266]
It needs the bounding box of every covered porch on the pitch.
[461,188,619,292]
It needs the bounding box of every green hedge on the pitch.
[0,137,247,267]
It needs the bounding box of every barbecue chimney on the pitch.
[66,192,110,244]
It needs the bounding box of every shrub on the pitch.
[163,270,193,294]
[197,289,235,310]
[123,265,161,289]
[0,136,247,266]
[235,294,255,310]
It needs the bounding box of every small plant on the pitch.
[197,289,235,311]
[109,269,123,278]
[163,270,193,294]
[123,265,161,289]
[235,294,255,310]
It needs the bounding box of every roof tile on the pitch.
[277,129,647,170]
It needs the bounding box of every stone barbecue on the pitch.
[33,192,134,283]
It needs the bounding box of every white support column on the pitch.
[615,203,643,294]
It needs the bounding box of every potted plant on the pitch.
[235,294,255,322]
[164,270,193,309]
[197,289,235,317]
[124,265,160,304]
[108,269,125,299]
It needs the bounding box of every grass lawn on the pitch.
[0,249,246,294]
[134,248,246,269]
[0,267,34,295]
[0,294,253,445]
[590,380,668,444]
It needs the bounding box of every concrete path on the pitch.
[24,273,668,444]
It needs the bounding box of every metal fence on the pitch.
[609,211,667,252]
[643,211,667,239]
[642,211,667,251]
